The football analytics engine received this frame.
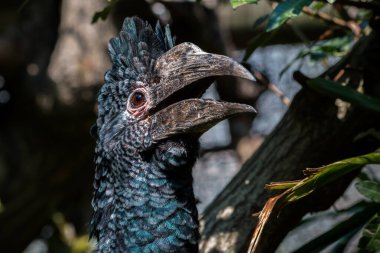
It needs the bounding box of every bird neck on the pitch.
[92,140,200,253]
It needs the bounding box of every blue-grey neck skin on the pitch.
[91,17,200,252]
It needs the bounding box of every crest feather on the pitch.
[97,17,175,130]
[106,17,175,83]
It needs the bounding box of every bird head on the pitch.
[95,17,255,159]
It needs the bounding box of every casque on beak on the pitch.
[147,42,256,142]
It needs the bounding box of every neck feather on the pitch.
[92,142,200,253]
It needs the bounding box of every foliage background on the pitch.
[0,0,379,252]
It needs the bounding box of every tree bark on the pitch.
[199,18,380,253]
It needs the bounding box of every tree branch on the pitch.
[303,6,361,38]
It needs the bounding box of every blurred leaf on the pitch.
[357,172,371,181]
[354,128,380,142]
[308,36,353,60]
[356,180,380,203]
[279,50,308,78]
[17,0,31,12]
[230,0,259,9]
[356,9,373,21]
[293,204,378,253]
[53,212,94,253]
[310,1,326,11]
[252,14,270,29]
[279,35,353,78]
[266,0,313,31]
[299,201,370,226]
[249,152,380,253]
[92,0,120,24]
[71,235,93,253]
[306,77,380,113]
[358,213,380,251]
[243,28,280,61]
[330,230,359,253]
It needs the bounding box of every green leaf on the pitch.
[293,204,378,253]
[279,50,308,78]
[357,181,380,203]
[230,0,259,9]
[308,35,353,59]
[355,128,380,142]
[279,35,353,78]
[266,0,313,31]
[310,1,326,11]
[283,152,380,203]
[359,213,380,251]
[252,14,270,29]
[266,180,301,190]
[243,28,280,61]
[249,152,380,253]
[92,5,112,24]
[92,0,120,24]
[306,77,380,113]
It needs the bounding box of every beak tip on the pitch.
[235,64,256,82]
[242,104,257,114]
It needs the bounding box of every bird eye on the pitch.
[130,91,146,108]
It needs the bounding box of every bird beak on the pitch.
[148,42,256,142]
[151,99,255,142]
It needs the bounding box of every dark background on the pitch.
[1,1,379,253]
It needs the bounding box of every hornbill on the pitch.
[90,17,255,253]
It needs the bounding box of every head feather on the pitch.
[97,17,175,128]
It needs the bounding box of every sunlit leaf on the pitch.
[230,0,259,9]
[266,180,301,190]
[266,0,313,31]
[358,213,380,251]
[357,180,380,203]
[249,152,380,253]
[306,77,380,113]
[284,153,380,203]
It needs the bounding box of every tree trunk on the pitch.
[0,0,115,252]
[199,19,380,253]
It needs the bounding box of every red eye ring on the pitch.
[130,91,146,108]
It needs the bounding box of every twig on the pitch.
[252,70,291,106]
[333,68,346,81]
[318,29,335,40]
[303,6,361,39]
